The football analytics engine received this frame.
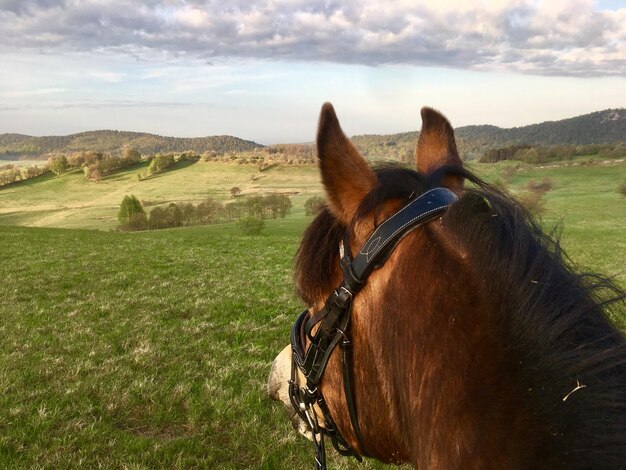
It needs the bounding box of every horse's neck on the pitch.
[354,254,545,467]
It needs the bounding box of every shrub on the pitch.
[517,191,546,217]
[166,203,183,228]
[118,195,145,225]
[491,178,508,192]
[304,195,326,216]
[91,168,103,182]
[149,206,167,229]
[237,216,264,235]
[526,177,553,193]
[148,203,183,229]
[124,212,148,231]
[122,148,141,166]
[48,155,68,177]
[618,181,626,198]
[500,165,517,184]
[148,154,175,175]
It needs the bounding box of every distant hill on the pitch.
[0,130,263,159]
[2,109,624,162]
[352,108,626,160]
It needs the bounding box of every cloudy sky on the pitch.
[1,0,625,143]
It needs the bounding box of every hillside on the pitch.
[2,108,624,162]
[0,161,322,230]
[0,130,263,159]
[352,108,626,160]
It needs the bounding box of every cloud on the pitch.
[0,0,624,77]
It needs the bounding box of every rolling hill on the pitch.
[0,130,263,159]
[1,108,624,162]
[351,108,626,160]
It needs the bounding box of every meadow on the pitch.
[0,160,321,230]
[0,157,624,468]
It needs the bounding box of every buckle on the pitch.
[334,286,353,308]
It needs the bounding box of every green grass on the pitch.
[1,222,394,469]
[484,161,626,285]
[0,158,624,468]
[463,160,625,292]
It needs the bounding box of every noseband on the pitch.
[289,187,458,469]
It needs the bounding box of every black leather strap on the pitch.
[347,187,457,286]
[340,322,371,458]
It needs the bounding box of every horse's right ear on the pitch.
[416,107,464,193]
[317,103,377,224]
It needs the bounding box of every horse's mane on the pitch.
[295,164,626,466]
[445,171,626,467]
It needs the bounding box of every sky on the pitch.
[0,0,625,144]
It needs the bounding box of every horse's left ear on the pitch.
[317,102,377,224]
[416,107,464,193]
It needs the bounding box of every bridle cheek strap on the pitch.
[289,187,458,469]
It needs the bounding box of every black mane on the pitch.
[446,176,626,467]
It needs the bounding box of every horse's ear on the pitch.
[317,102,376,224]
[416,107,464,192]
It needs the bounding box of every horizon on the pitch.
[2,106,625,146]
[1,1,625,144]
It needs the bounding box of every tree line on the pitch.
[74,148,142,181]
[479,143,626,164]
[0,163,49,187]
[136,152,198,180]
[118,193,293,232]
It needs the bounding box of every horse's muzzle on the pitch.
[268,345,313,440]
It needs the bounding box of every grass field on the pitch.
[0,157,625,468]
[1,220,406,469]
[468,159,626,288]
[0,160,322,230]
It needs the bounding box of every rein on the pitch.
[289,187,458,469]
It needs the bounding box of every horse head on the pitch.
[268,103,626,469]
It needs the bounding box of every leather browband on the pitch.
[342,187,459,291]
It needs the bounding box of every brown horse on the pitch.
[268,103,626,469]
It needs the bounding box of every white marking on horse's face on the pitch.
[268,345,313,440]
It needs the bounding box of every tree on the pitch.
[166,203,183,228]
[180,202,196,224]
[48,155,68,177]
[118,195,145,226]
[149,206,167,229]
[148,153,176,175]
[265,193,280,218]
[126,212,148,231]
[237,216,264,235]
[277,194,292,218]
[123,147,141,163]
[304,195,326,216]
[196,197,222,224]
[246,195,265,218]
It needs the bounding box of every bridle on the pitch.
[289,186,458,469]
